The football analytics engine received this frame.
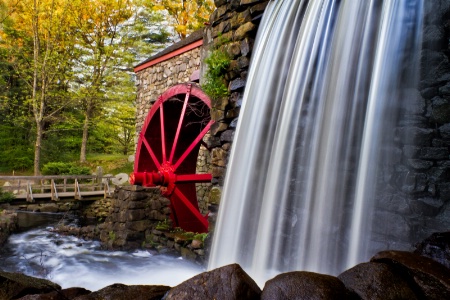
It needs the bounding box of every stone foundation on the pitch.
[0,208,17,246]
[56,187,206,263]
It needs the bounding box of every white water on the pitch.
[0,214,203,291]
[209,0,424,285]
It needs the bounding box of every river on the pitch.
[0,212,203,291]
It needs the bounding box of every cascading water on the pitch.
[209,0,424,285]
[0,212,203,290]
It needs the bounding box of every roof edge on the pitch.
[134,29,204,72]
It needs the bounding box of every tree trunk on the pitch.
[80,109,91,163]
[34,123,43,176]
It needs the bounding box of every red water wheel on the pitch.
[130,83,213,233]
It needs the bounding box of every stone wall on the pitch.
[369,1,450,250]
[203,0,269,223]
[135,34,203,138]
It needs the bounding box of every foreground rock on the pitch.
[1,244,448,299]
[261,271,355,300]
[163,263,261,300]
[371,250,450,300]
[18,287,91,300]
[0,271,61,300]
[73,284,170,300]
[338,262,420,299]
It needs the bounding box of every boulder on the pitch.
[371,250,450,300]
[0,271,61,300]
[73,283,170,300]
[17,287,90,299]
[163,264,261,300]
[261,271,355,300]
[338,262,419,299]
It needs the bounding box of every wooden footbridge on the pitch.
[0,175,116,202]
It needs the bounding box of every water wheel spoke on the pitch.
[169,85,191,163]
[173,120,214,171]
[142,136,161,169]
[172,186,208,231]
[176,174,212,183]
[159,103,167,162]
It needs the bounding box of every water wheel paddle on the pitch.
[130,83,213,233]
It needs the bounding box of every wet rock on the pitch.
[439,123,450,140]
[338,262,419,300]
[0,210,18,245]
[210,122,229,136]
[0,271,61,300]
[414,231,450,269]
[17,287,91,299]
[164,264,261,300]
[73,283,170,300]
[407,159,434,170]
[261,271,354,300]
[228,77,246,91]
[419,147,449,160]
[220,130,235,143]
[371,250,450,300]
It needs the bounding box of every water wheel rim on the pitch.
[133,83,212,233]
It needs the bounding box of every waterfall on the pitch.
[208,0,424,285]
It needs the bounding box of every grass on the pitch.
[83,153,134,175]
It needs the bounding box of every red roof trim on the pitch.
[134,39,203,73]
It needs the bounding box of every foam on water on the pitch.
[1,222,203,291]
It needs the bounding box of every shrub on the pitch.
[41,162,91,176]
[0,187,15,203]
[202,48,231,100]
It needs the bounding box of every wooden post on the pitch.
[63,178,67,192]
[26,181,34,202]
[104,180,111,199]
[74,179,82,200]
[51,179,59,201]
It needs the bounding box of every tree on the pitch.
[70,0,171,163]
[148,0,214,39]
[1,0,78,175]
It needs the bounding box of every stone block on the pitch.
[234,22,256,41]
[397,127,434,146]
[209,187,222,205]
[226,41,241,58]
[229,77,246,91]
[211,148,228,167]
[212,166,226,179]
[439,123,450,139]
[420,147,449,160]
[220,129,235,142]
[128,220,151,232]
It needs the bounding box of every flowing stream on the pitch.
[209,0,424,285]
[0,212,203,291]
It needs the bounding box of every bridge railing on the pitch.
[0,175,115,202]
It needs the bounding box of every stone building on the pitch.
[133,0,270,225]
[134,30,204,136]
